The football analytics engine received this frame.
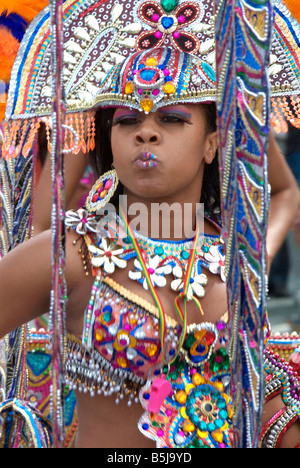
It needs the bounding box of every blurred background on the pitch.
[268,126,300,335]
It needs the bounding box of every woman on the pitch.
[1,0,300,449]
[0,98,299,447]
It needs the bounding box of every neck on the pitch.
[119,192,204,241]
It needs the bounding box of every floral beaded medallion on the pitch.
[138,319,233,448]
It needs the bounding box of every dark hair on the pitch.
[89,103,221,215]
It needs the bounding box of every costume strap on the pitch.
[215,0,273,447]
[48,0,67,448]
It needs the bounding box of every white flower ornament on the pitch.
[88,238,127,274]
[204,245,226,282]
[129,255,172,290]
[171,265,208,300]
[65,208,98,235]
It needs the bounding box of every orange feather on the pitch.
[283,0,300,23]
[0,27,20,82]
[0,0,48,23]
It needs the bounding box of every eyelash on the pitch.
[112,114,192,126]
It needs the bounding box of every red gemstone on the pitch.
[289,351,300,376]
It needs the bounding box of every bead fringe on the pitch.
[1,111,96,161]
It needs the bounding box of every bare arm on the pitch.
[267,131,300,268]
[0,229,87,339]
[0,230,52,338]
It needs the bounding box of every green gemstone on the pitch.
[161,0,179,13]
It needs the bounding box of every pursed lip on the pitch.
[134,151,158,168]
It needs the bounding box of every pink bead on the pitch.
[152,14,160,22]
[138,89,144,95]
[178,15,186,23]
[173,31,180,39]
[152,89,160,96]
[104,179,113,190]
[163,69,170,76]
[157,429,164,437]
[154,31,163,39]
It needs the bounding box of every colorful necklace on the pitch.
[119,205,204,366]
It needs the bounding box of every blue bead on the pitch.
[140,69,156,82]
[164,76,173,82]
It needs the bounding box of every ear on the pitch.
[203,131,218,165]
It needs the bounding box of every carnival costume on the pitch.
[0,0,300,449]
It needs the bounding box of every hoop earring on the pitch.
[85,169,119,212]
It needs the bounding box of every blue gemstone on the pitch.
[199,421,207,432]
[161,16,174,30]
[196,344,206,353]
[143,392,150,400]
[103,305,112,313]
[142,423,149,430]
[140,69,156,82]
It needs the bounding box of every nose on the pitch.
[134,117,161,145]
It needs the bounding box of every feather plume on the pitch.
[0,0,48,23]
[283,0,300,23]
[0,2,47,122]
[0,27,21,82]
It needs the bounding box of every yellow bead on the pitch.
[184,384,194,395]
[213,381,224,393]
[180,407,188,419]
[175,390,187,405]
[183,419,195,433]
[95,330,103,342]
[145,57,158,67]
[211,429,224,443]
[146,343,158,357]
[163,82,176,94]
[125,81,135,95]
[192,373,205,386]
[197,429,208,439]
[100,189,108,199]
[117,357,128,368]
[140,97,154,113]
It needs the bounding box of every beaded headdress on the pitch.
[1,0,300,159]
[1,0,300,450]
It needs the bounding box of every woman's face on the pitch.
[110,103,218,203]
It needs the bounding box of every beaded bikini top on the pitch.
[65,207,227,402]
